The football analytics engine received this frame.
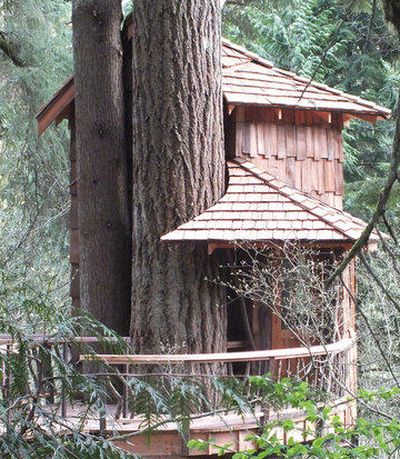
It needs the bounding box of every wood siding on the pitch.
[230,107,344,209]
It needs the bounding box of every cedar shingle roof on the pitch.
[161,159,377,244]
[222,39,390,119]
[37,39,390,135]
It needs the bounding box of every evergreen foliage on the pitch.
[0,0,72,316]
[189,382,400,458]
[1,1,400,456]
[223,0,400,219]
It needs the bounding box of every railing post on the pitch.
[122,343,129,419]
[61,342,68,418]
[99,394,107,436]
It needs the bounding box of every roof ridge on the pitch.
[230,159,364,240]
[222,38,274,70]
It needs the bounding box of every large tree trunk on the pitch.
[130,1,227,356]
[72,0,131,335]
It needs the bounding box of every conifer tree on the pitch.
[130,0,227,355]
[72,0,131,334]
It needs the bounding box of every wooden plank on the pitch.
[313,126,322,160]
[320,128,329,159]
[305,111,313,126]
[335,160,344,196]
[324,160,336,192]
[351,113,378,123]
[242,122,251,156]
[256,122,264,156]
[310,160,319,192]
[277,125,286,159]
[249,123,257,157]
[302,159,313,193]
[270,123,278,156]
[332,128,340,160]
[37,79,75,135]
[235,121,244,158]
[313,111,332,125]
[282,109,295,124]
[286,125,296,157]
[338,132,344,162]
[331,112,344,129]
[327,128,334,160]
[296,126,307,160]
[275,158,286,181]
[294,110,302,126]
[306,126,313,157]
[56,102,74,126]
[286,157,296,187]
[235,107,245,158]
[263,123,271,158]
[207,240,354,253]
[80,339,355,365]
[294,159,302,190]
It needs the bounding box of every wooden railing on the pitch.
[80,339,354,364]
[0,334,355,427]
[77,338,355,423]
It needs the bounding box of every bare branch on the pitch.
[327,104,400,285]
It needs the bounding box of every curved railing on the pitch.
[79,337,355,418]
[0,334,356,428]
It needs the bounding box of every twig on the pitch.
[358,252,400,315]
[327,102,400,284]
[340,277,400,387]
[298,1,355,102]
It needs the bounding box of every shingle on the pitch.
[161,160,378,244]
[221,40,390,118]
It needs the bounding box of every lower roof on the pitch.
[161,159,377,246]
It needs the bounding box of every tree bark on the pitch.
[0,31,28,67]
[72,0,131,335]
[130,1,227,356]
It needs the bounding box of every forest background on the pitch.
[1,0,399,425]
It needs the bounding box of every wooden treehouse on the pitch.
[36,22,390,459]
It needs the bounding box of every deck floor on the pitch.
[57,399,354,457]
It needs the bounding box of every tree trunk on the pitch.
[130,1,227,356]
[72,0,131,335]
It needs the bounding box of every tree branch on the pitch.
[0,31,28,67]
[327,102,400,284]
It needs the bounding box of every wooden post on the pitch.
[61,343,68,418]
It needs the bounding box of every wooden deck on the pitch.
[60,398,355,457]
[0,335,357,458]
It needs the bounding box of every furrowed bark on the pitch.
[130,1,227,356]
[0,31,27,67]
[72,0,131,334]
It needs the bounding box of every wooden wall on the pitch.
[229,107,344,209]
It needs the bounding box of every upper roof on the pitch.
[161,159,378,245]
[36,38,390,135]
[222,39,390,119]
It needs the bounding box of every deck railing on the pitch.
[0,334,355,429]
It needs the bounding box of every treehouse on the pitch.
[36,22,390,459]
